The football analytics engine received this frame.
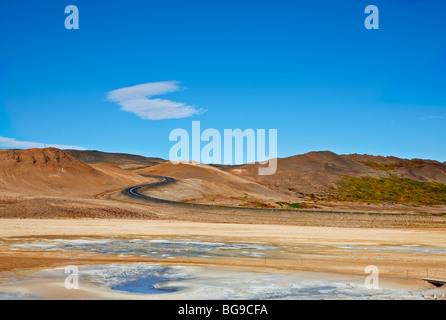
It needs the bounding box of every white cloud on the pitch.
[0,137,86,150]
[419,115,445,120]
[107,81,205,120]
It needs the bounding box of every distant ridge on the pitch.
[66,149,165,169]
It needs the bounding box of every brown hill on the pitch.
[0,148,147,197]
[343,154,446,183]
[135,161,291,203]
[228,151,446,197]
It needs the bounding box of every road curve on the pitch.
[122,175,178,204]
[121,175,434,216]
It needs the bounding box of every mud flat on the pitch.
[0,219,445,299]
[0,263,442,300]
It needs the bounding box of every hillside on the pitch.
[228,151,446,199]
[343,154,446,183]
[134,161,293,205]
[0,148,148,197]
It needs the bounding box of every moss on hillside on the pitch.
[331,176,446,205]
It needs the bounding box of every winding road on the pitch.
[122,175,178,204]
[121,175,434,216]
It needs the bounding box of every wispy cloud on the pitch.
[0,137,86,150]
[419,115,445,120]
[107,81,205,120]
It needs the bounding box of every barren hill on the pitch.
[228,151,377,197]
[228,151,446,198]
[135,161,292,204]
[0,148,148,197]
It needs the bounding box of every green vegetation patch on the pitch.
[275,202,319,209]
[360,160,424,171]
[332,176,446,205]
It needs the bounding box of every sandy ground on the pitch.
[1,218,446,245]
[2,190,445,228]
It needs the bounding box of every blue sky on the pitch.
[0,0,445,162]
